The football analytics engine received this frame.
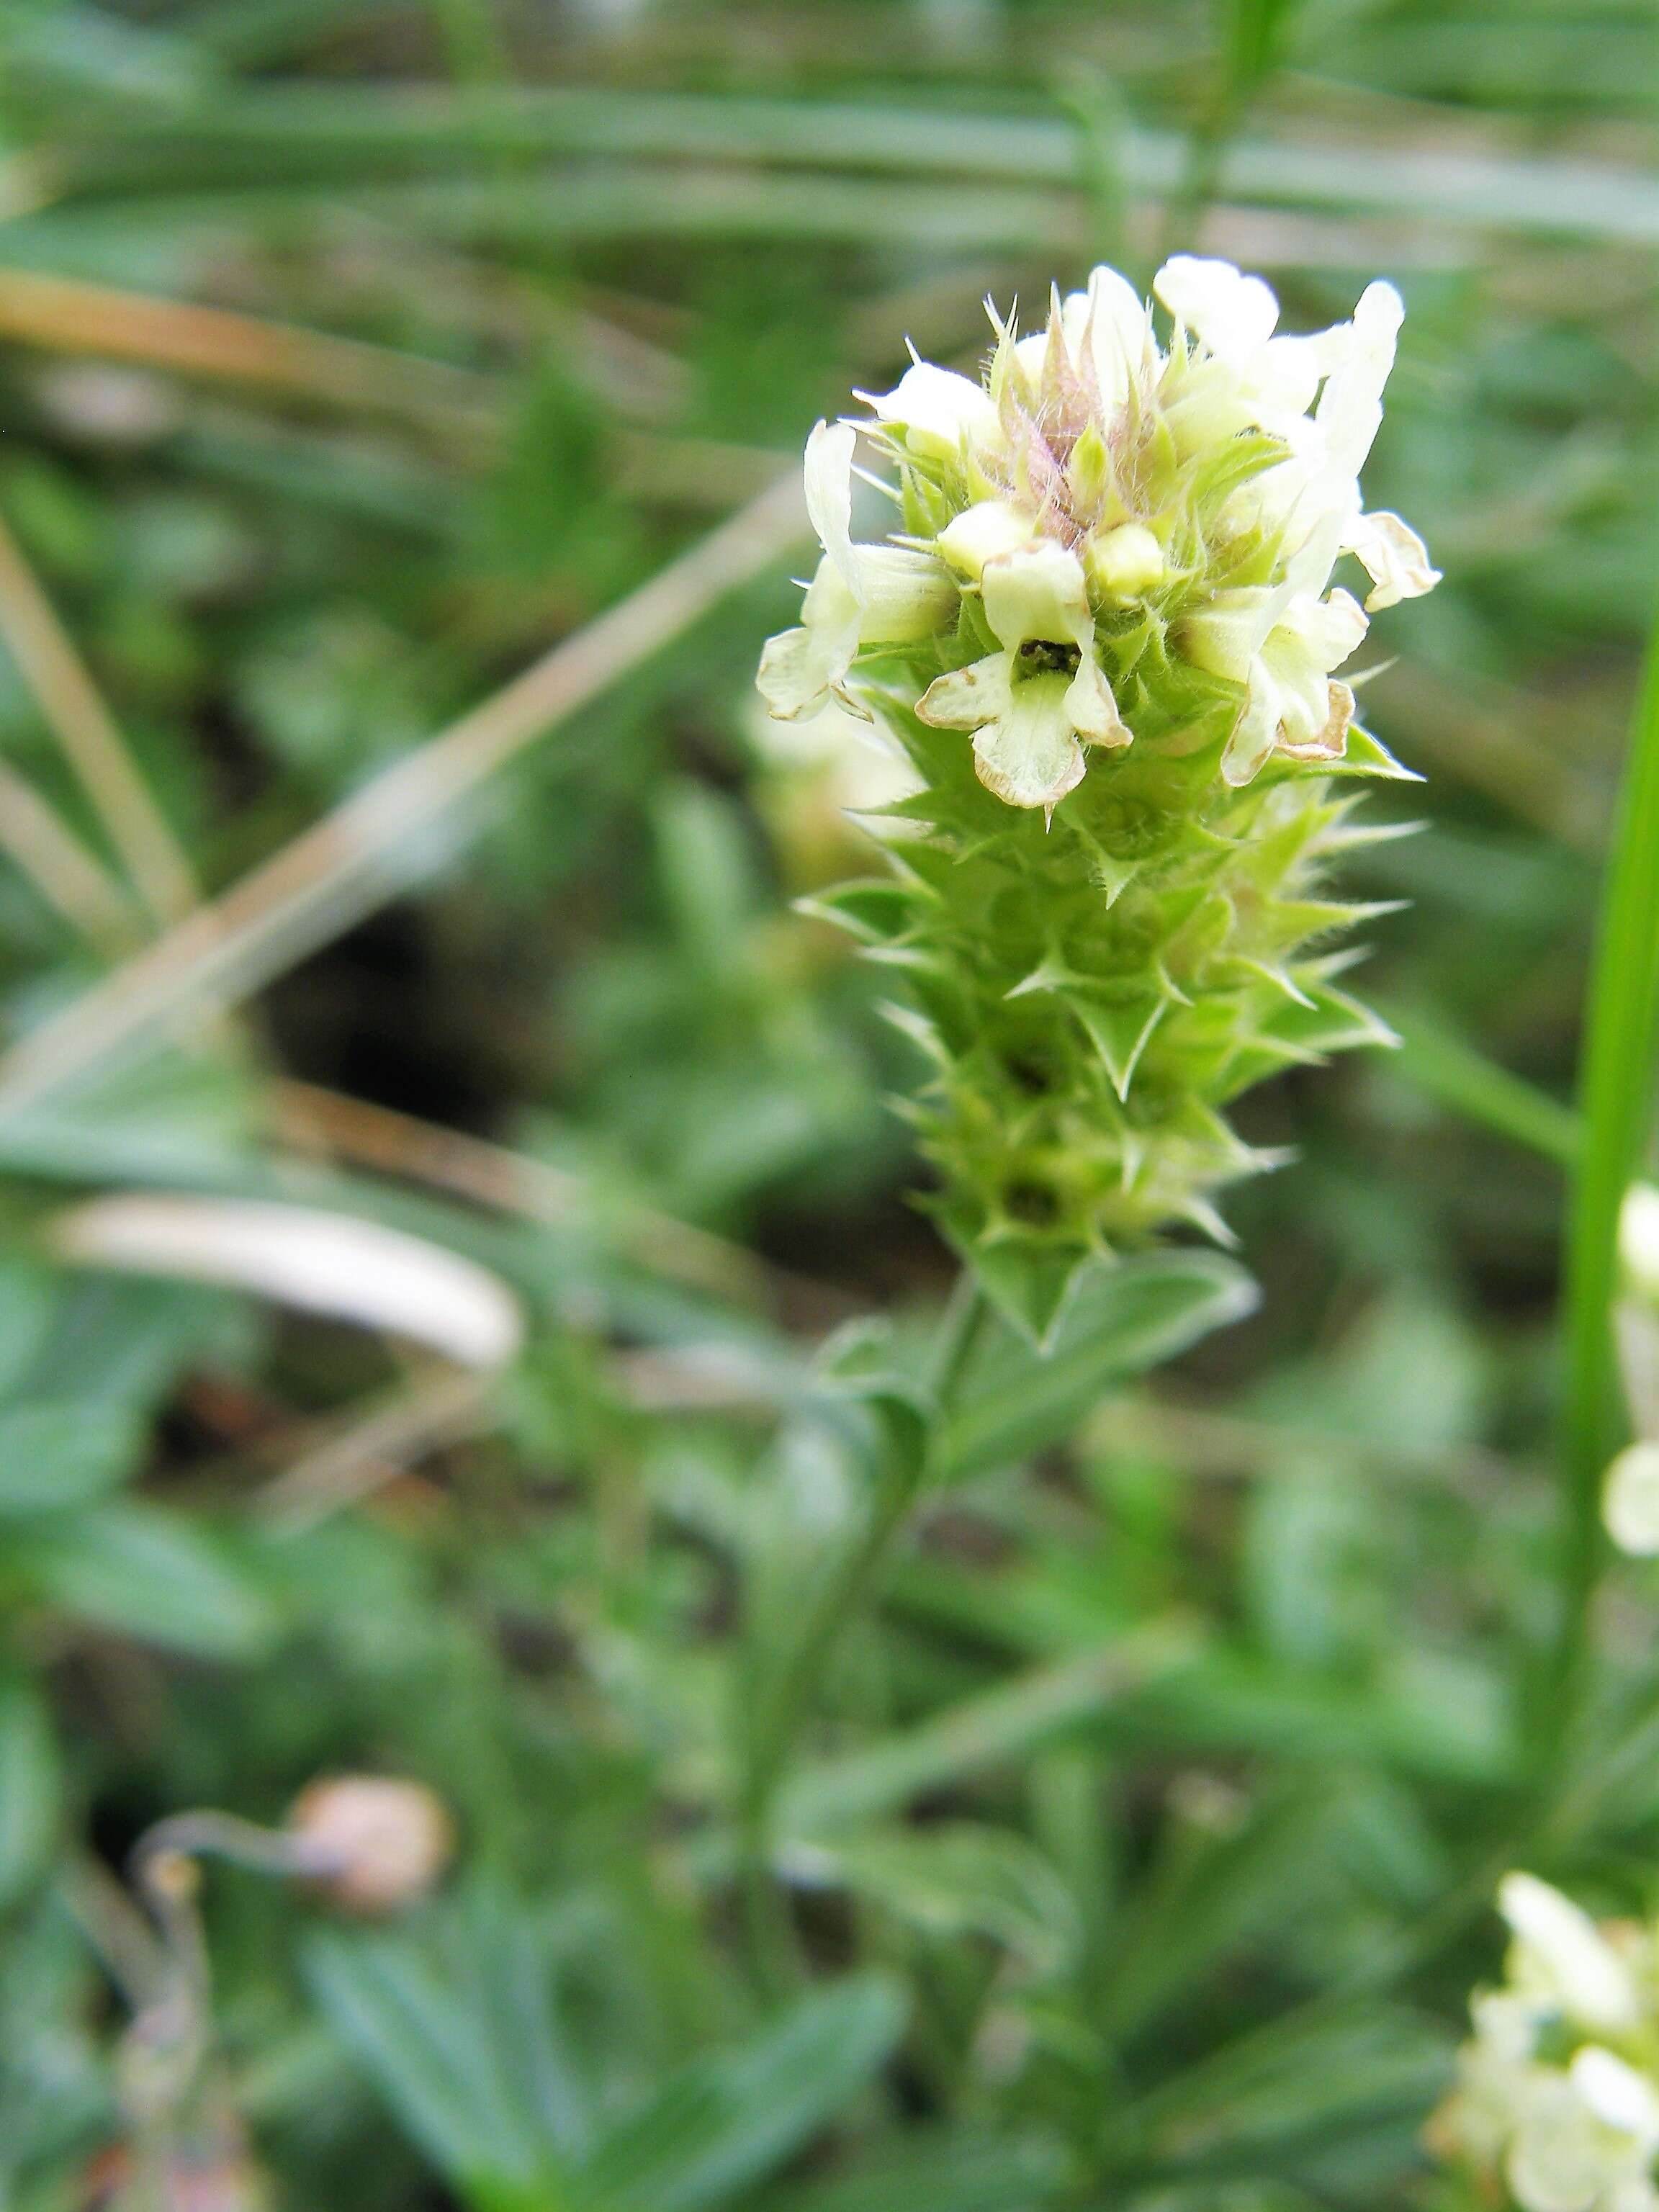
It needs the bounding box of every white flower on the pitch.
[1154,253,1329,433]
[757,420,956,721]
[915,540,1128,816]
[1506,2073,1617,2212]
[1179,583,1368,784]
[1288,279,1439,611]
[1499,1874,1640,2036]
[747,690,921,820]
[1573,2047,1659,2149]
[1434,1876,1659,2211]
[1498,2053,1659,2212]
[862,359,1001,462]
[1621,1186,1659,1305]
[760,256,1436,799]
[1604,1443,1659,1556]
[1344,508,1442,611]
[1156,266,1436,780]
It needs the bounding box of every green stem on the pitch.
[1552,596,1659,1716]
[736,1276,986,1987]
[1160,0,1301,256]
[927,1268,989,1408]
[747,1280,984,1805]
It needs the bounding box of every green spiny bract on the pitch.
[760,256,1438,1343]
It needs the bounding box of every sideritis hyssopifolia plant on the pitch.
[757,256,1439,1344]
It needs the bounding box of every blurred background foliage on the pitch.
[0,0,1655,2205]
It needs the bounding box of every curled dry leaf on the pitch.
[50,1195,524,1370]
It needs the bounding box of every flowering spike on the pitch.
[758,258,1437,1337]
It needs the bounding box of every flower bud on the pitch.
[936,500,1033,579]
[1084,521,1164,604]
[854,547,956,644]
[862,360,1000,461]
[287,1776,453,1913]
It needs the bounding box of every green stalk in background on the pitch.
[1554,598,1659,1707]
[1163,0,1306,254]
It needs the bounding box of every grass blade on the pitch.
[1383,999,1581,1169]
[0,471,806,1120]
[1555,595,1659,1699]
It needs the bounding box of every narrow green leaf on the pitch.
[23,1503,276,1658]
[781,1624,1195,1837]
[785,1823,1081,1977]
[1557,588,1659,1702]
[0,1259,59,1405]
[305,1925,572,2204]
[0,1681,60,1907]
[0,1403,142,1516]
[575,1976,906,2212]
[755,2128,1068,2212]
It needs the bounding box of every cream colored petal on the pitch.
[1500,1873,1640,2034]
[1621,1184,1659,1301]
[865,361,1000,459]
[1470,1989,1542,2067]
[1012,331,1050,382]
[1154,255,1279,356]
[1254,590,1367,747]
[1056,285,1091,361]
[971,674,1087,812]
[916,653,1014,731]
[1275,679,1355,763]
[1179,586,1280,685]
[1256,333,1323,415]
[853,545,956,642]
[757,557,862,719]
[1570,2047,1659,2148]
[1065,655,1132,749]
[981,540,1092,653]
[1316,279,1403,485]
[801,418,859,586]
[1084,264,1154,403]
[1276,586,1370,674]
[1344,508,1442,610]
[757,626,828,720]
[1604,1442,1659,1556]
[1277,284,1406,597]
[800,552,861,632]
[1506,2081,1609,2212]
[1221,675,1282,787]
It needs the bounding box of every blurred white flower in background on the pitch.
[746,691,922,886]
[1604,1186,1659,1555]
[1429,1872,1659,2212]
